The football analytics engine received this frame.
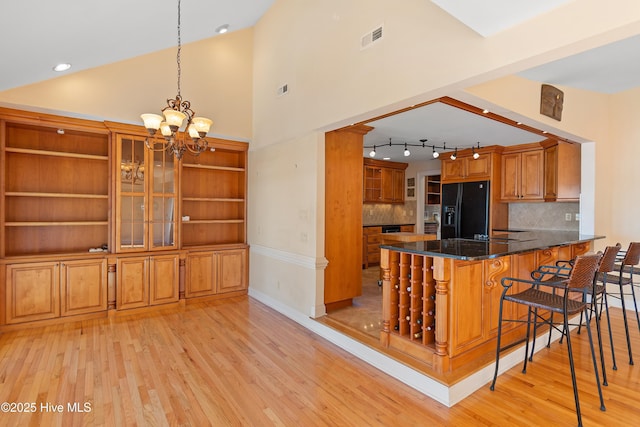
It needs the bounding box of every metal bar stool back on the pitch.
[604,241,640,365]
[490,253,605,427]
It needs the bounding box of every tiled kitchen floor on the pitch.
[324,267,383,339]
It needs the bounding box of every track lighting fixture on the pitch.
[362,138,482,161]
[472,142,480,159]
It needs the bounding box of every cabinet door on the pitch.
[117,257,149,309]
[465,155,491,179]
[117,135,148,252]
[392,169,405,202]
[186,252,216,298]
[380,168,394,202]
[500,153,521,200]
[149,254,179,305]
[6,262,60,324]
[61,259,107,316]
[520,150,544,200]
[441,159,465,182]
[217,249,247,293]
[149,149,178,251]
[363,166,382,202]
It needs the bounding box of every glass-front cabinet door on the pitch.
[150,149,177,250]
[115,135,178,252]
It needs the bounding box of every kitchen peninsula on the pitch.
[379,231,603,375]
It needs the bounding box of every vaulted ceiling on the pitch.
[2,1,639,162]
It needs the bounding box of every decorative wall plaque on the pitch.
[540,84,564,121]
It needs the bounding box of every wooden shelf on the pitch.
[183,219,244,225]
[182,163,244,172]
[5,221,108,227]
[5,147,108,161]
[182,197,244,202]
[6,192,108,199]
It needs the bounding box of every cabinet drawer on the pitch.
[367,234,382,244]
[364,226,382,235]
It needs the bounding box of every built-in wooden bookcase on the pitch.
[180,140,247,248]
[2,117,110,257]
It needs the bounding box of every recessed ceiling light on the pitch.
[53,63,71,72]
[216,24,229,34]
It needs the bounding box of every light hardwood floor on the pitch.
[0,296,639,426]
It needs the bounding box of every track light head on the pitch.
[369,146,376,158]
[403,143,410,157]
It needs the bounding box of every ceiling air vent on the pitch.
[361,24,384,49]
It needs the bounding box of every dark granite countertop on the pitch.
[380,230,604,261]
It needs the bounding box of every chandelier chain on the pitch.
[176,0,182,98]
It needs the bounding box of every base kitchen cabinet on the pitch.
[116,254,179,310]
[186,248,248,298]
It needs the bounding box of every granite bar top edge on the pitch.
[379,231,605,261]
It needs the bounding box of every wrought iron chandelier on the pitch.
[140,0,213,160]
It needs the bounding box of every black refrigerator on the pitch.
[440,180,490,239]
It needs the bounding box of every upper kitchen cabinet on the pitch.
[114,132,178,253]
[363,158,407,203]
[499,140,580,203]
[441,149,501,183]
[543,140,581,202]
[500,145,544,201]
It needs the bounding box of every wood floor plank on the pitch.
[0,296,639,426]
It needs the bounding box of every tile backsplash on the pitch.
[362,200,580,231]
[508,202,580,231]
[363,201,417,225]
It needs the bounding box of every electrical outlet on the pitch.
[575,213,580,221]
[565,213,572,221]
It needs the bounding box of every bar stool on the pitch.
[601,241,640,365]
[490,253,605,427]
[581,244,622,385]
